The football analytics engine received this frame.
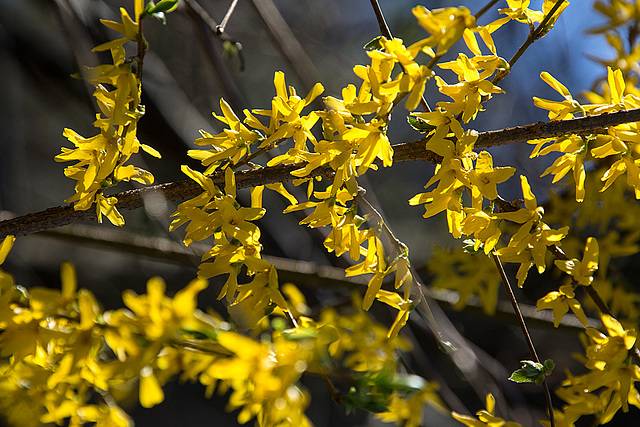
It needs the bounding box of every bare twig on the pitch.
[493,0,568,85]
[216,0,239,34]
[492,252,555,427]
[474,0,501,20]
[184,0,245,110]
[136,14,147,80]
[356,189,454,352]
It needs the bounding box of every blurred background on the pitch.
[0,0,636,426]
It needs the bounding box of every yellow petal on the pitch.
[540,71,571,97]
[60,261,77,299]
[139,366,165,408]
[225,167,236,198]
[0,235,16,265]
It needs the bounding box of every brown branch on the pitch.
[3,108,640,239]
[0,164,334,239]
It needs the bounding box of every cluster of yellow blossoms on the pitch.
[0,235,444,426]
[11,0,640,425]
[55,3,160,225]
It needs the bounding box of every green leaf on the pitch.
[340,387,389,414]
[363,35,384,51]
[407,116,436,133]
[508,370,535,384]
[222,41,240,60]
[509,360,553,386]
[145,0,179,15]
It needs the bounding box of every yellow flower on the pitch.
[533,72,584,120]
[537,284,588,327]
[468,151,515,200]
[529,135,588,202]
[190,99,262,174]
[435,54,505,122]
[452,393,522,426]
[554,237,599,286]
[0,235,15,265]
[496,176,569,274]
[412,6,476,55]
[100,7,139,41]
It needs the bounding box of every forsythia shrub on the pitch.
[2,0,640,426]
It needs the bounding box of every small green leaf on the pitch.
[508,370,535,384]
[145,0,179,15]
[363,35,384,51]
[509,360,552,385]
[222,41,240,59]
[407,116,436,133]
[340,388,389,414]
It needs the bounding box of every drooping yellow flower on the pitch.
[537,284,589,327]
[411,6,476,55]
[555,237,599,286]
[534,71,585,120]
[452,393,522,427]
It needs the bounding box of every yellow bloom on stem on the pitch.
[534,72,585,120]
[537,284,589,327]
[435,55,505,123]
[257,71,324,149]
[554,237,599,286]
[529,135,588,202]
[468,151,516,200]
[411,6,476,55]
[499,0,568,28]
[452,393,522,427]
[495,175,569,274]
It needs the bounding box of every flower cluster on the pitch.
[0,234,440,426]
[55,3,160,225]
[552,314,640,424]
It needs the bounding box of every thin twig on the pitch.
[474,0,501,20]
[185,1,245,110]
[491,251,555,427]
[183,0,245,72]
[216,0,239,34]
[368,0,432,112]
[356,189,453,352]
[232,138,286,169]
[136,14,147,80]
[493,0,568,85]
